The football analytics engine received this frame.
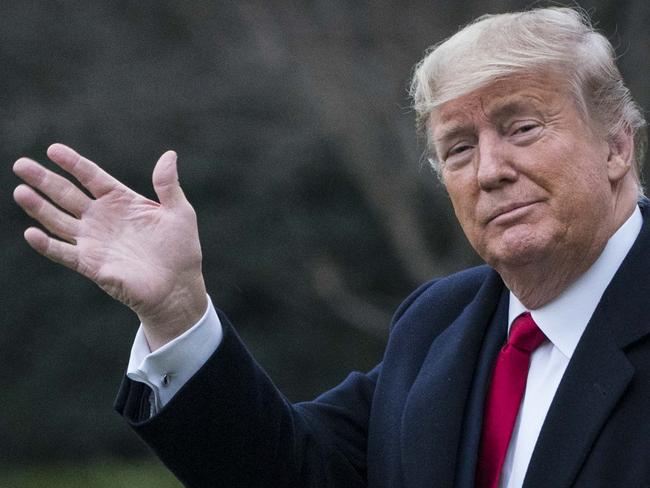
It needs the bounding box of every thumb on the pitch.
[152,150,185,207]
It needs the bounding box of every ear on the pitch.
[606,124,634,184]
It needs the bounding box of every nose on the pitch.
[476,132,517,191]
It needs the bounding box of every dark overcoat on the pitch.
[116,201,650,487]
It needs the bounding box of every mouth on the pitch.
[485,200,542,224]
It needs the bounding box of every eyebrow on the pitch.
[486,99,541,121]
[434,97,543,145]
[433,123,476,151]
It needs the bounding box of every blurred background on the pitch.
[1,0,648,486]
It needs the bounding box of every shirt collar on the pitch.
[508,205,642,359]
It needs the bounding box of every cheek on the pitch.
[544,134,609,189]
[444,173,483,241]
[444,173,477,213]
[547,154,610,217]
[450,197,486,254]
[448,187,477,230]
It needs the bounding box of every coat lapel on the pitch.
[400,270,504,488]
[521,317,634,488]
[454,289,510,488]
[524,201,650,488]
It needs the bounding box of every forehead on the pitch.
[431,73,570,138]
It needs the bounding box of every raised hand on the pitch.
[13,143,207,350]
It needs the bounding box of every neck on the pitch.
[502,256,599,310]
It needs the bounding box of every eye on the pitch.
[448,143,473,156]
[508,120,542,142]
[442,142,475,171]
[513,123,538,134]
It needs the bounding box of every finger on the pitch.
[23,227,81,272]
[46,143,124,198]
[152,150,186,207]
[14,185,79,243]
[13,157,91,218]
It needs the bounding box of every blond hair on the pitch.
[410,7,646,193]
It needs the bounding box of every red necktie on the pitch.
[476,312,547,488]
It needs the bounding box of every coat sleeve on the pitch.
[115,310,380,488]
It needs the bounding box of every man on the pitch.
[12,7,650,488]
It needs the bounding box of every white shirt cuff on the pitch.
[126,295,223,412]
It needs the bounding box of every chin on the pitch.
[480,227,556,269]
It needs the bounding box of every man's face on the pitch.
[431,73,619,272]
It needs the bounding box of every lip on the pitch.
[485,200,542,224]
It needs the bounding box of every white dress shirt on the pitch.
[127,207,642,487]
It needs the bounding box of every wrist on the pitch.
[140,282,208,351]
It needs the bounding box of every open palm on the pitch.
[13,144,207,349]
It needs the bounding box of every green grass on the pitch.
[0,460,182,488]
